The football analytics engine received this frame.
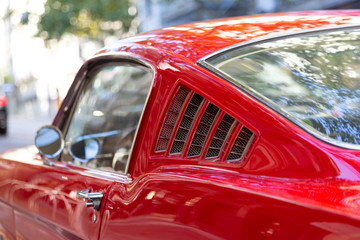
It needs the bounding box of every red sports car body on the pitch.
[1,11,360,239]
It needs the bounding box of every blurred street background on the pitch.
[0,0,359,152]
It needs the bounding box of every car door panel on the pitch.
[3,60,153,239]
[100,171,360,240]
[0,200,15,240]
[9,154,113,240]
[0,157,17,240]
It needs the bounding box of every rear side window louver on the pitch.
[188,103,219,157]
[155,86,255,165]
[155,87,190,152]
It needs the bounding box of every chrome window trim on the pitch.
[198,24,360,150]
[61,52,156,175]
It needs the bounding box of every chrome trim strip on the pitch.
[62,51,156,176]
[197,24,360,150]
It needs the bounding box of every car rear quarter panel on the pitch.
[101,168,360,240]
[118,47,340,179]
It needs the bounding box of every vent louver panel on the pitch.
[155,87,190,152]
[227,127,254,163]
[155,86,255,166]
[206,114,235,158]
[188,104,219,157]
[170,93,204,154]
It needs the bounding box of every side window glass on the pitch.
[61,64,153,173]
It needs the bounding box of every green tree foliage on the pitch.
[37,0,135,43]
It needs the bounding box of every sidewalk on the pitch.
[0,114,54,153]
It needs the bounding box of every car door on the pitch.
[0,157,16,240]
[9,58,154,240]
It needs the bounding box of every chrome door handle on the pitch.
[77,188,104,211]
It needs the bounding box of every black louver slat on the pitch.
[227,127,254,163]
[188,103,219,157]
[155,87,190,152]
[206,114,235,158]
[170,93,204,154]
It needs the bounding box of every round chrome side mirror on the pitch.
[35,125,64,158]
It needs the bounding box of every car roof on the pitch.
[99,10,360,64]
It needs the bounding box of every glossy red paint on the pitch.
[0,96,7,107]
[101,171,360,239]
[98,10,360,63]
[0,157,16,240]
[1,11,360,240]
[1,147,117,240]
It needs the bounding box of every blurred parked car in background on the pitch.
[0,92,7,135]
[1,10,360,240]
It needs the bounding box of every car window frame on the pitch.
[198,24,360,151]
[58,54,155,175]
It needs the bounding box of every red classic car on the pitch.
[2,10,360,240]
[0,93,7,135]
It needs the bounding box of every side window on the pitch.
[61,63,153,173]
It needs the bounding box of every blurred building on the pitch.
[137,0,360,32]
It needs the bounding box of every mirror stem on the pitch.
[43,158,55,167]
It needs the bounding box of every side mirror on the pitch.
[35,125,64,158]
[69,137,100,162]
